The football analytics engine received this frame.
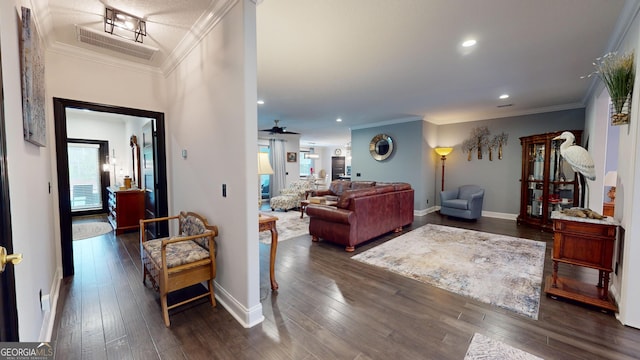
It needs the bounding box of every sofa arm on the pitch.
[469,191,484,207]
[311,189,334,197]
[306,205,353,225]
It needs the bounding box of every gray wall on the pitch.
[351,120,433,210]
[436,108,585,214]
[351,108,585,215]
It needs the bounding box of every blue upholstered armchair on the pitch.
[440,185,485,220]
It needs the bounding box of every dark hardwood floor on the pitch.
[52,213,640,359]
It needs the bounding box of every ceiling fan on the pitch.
[260,120,300,135]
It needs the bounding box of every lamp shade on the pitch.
[604,171,617,187]
[435,147,453,157]
[258,153,274,175]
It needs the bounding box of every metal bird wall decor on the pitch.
[553,131,596,181]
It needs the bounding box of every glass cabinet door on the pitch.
[524,142,545,219]
[548,138,576,215]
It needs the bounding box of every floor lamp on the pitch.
[258,152,274,214]
[435,147,453,191]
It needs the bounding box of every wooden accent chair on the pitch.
[140,211,218,327]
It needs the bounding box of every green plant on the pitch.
[594,51,635,114]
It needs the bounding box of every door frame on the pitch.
[53,98,168,277]
[0,36,19,341]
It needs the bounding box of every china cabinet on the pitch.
[517,130,582,231]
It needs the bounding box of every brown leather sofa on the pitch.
[306,181,414,252]
[310,180,377,201]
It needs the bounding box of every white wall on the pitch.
[0,1,57,340]
[165,0,262,326]
[583,4,640,328]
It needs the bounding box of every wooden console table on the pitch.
[259,214,279,290]
[545,211,618,311]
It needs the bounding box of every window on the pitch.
[300,151,312,176]
[68,143,103,212]
[260,146,271,199]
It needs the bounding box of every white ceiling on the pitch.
[38,0,632,146]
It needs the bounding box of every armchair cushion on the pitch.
[142,237,209,268]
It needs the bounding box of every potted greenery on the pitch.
[593,51,635,125]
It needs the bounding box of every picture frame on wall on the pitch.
[20,7,46,147]
[287,152,297,162]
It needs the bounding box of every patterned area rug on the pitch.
[72,222,113,241]
[259,210,309,244]
[465,333,543,360]
[351,224,546,319]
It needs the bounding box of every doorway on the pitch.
[54,98,168,277]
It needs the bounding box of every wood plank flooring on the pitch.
[52,213,640,359]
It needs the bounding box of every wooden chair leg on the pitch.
[161,293,170,327]
[208,279,216,307]
[142,265,148,285]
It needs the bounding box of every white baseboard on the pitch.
[414,206,438,216]
[417,207,518,221]
[39,267,62,342]
[214,282,264,328]
[481,211,518,221]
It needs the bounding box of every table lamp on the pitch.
[258,153,274,213]
[604,171,617,203]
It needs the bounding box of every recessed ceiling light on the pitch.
[499,94,509,99]
[462,39,477,47]
[257,100,265,105]
[336,118,342,122]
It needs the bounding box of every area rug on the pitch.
[259,210,309,244]
[464,333,543,360]
[72,222,113,241]
[351,224,545,319]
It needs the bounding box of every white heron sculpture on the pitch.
[553,131,596,181]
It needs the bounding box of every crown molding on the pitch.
[161,0,239,75]
[424,102,585,126]
[47,41,163,75]
[350,116,423,130]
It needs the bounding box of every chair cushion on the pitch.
[442,199,469,210]
[143,238,210,268]
[180,213,209,249]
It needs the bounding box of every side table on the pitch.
[545,211,618,311]
[259,214,279,290]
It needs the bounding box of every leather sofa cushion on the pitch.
[351,181,376,190]
[374,185,395,194]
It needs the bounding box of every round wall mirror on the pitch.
[369,134,394,161]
